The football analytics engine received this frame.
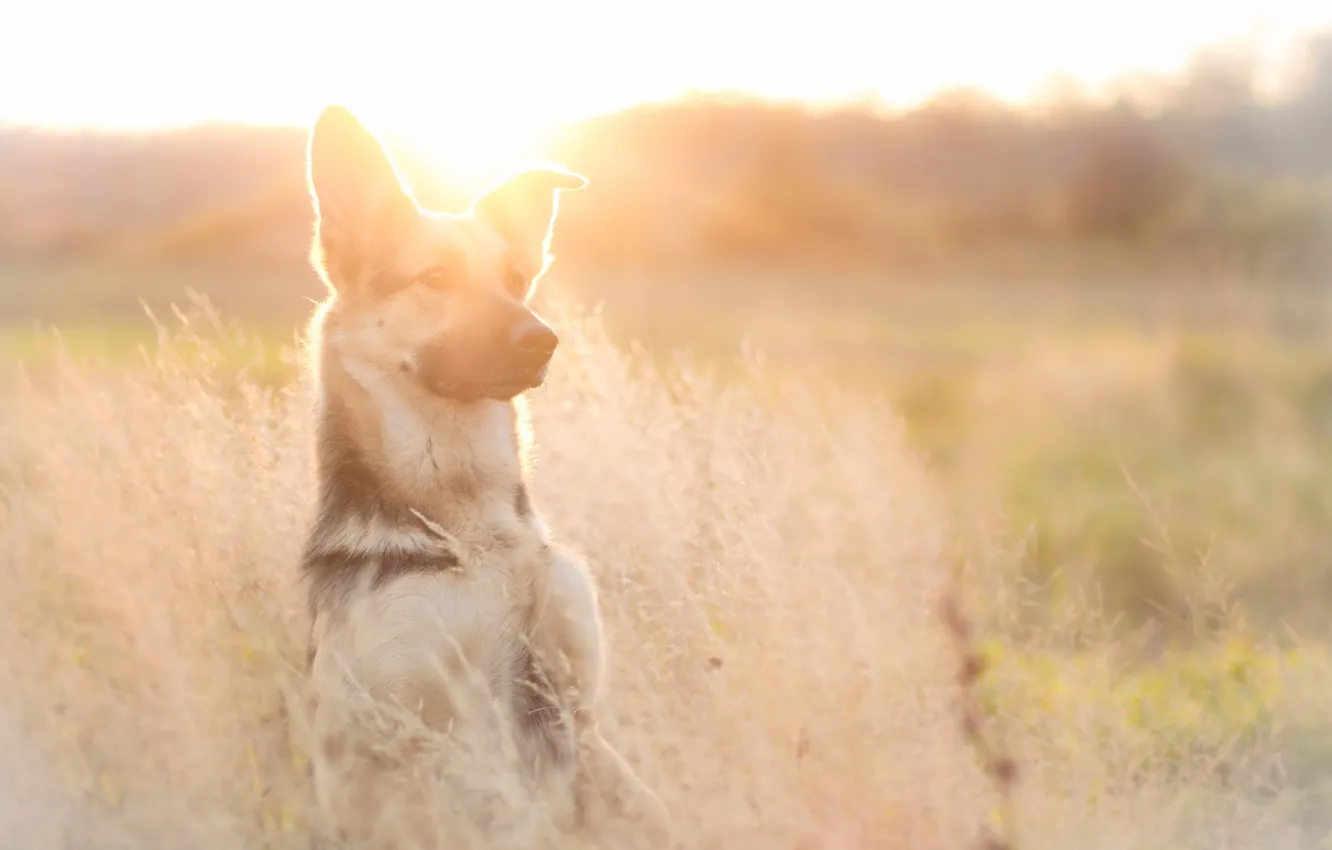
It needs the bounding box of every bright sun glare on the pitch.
[2,0,1331,189]
[385,106,554,191]
[303,85,561,194]
[313,53,605,192]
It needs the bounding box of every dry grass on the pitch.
[0,295,983,850]
[0,292,1328,849]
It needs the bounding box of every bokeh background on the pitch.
[3,3,1332,848]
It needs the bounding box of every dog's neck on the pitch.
[310,342,531,547]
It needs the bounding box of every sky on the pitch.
[3,0,1331,177]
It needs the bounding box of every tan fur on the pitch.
[297,106,670,849]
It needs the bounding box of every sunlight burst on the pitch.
[343,93,561,194]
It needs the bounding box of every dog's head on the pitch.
[306,105,586,402]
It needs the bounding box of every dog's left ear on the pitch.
[469,167,588,275]
[307,105,416,289]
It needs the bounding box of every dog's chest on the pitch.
[313,548,545,707]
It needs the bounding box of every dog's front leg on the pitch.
[529,547,606,708]
[529,548,674,845]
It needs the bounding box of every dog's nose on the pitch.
[510,320,558,363]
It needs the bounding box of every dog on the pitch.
[297,105,669,849]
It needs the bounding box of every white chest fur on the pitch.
[311,543,543,728]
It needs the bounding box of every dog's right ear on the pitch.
[307,105,415,289]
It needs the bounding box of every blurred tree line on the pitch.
[552,32,1332,281]
[1,32,1330,284]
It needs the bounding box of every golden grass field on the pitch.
[2,265,1332,849]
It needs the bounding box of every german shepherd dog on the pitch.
[299,106,668,848]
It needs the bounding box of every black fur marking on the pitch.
[514,483,532,520]
[304,395,468,612]
[371,546,461,590]
[303,545,462,614]
[304,363,518,616]
[303,547,368,616]
[513,647,574,765]
[314,397,401,525]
